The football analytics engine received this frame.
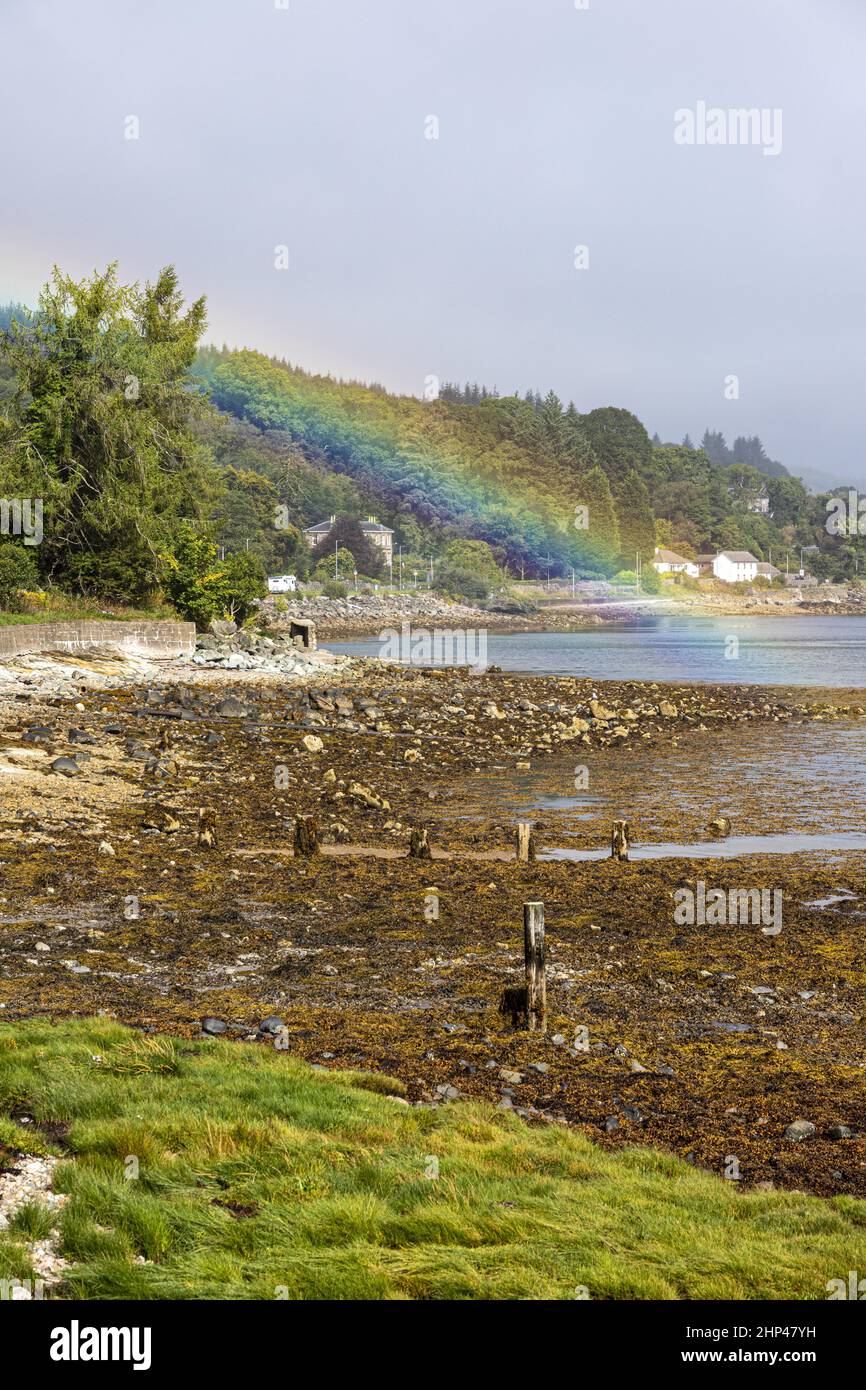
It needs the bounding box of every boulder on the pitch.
[784,1119,816,1142]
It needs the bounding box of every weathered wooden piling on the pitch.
[523,900,547,1033]
[499,985,528,1027]
[294,815,320,857]
[196,807,217,850]
[409,828,432,859]
[610,820,630,861]
[515,821,536,863]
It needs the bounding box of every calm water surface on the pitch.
[330,615,866,686]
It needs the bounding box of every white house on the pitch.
[755,561,781,581]
[303,515,394,564]
[713,551,760,583]
[651,547,699,578]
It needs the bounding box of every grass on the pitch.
[0,592,176,627]
[0,1018,863,1300]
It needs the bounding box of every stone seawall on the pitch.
[0,620,196,661]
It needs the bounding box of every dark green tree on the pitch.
[614,468,656,569]
[0,264,217,600]
[582,407,653,490]
[310,514,384,577]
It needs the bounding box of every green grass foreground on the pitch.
[0,1018,861,1300]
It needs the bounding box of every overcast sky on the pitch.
[2,0,864,487]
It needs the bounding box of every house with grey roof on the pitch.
[303,515,394,564]
[712,550,760,583]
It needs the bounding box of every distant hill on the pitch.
[198,347,838,578]
[1,289,861,584]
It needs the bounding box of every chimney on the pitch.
[330,514,336,523]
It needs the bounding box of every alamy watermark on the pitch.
[0,497,43,546]
[674,102,782,157]
[826,490,866,537]
[378,622,488,672]
[674,880,782,935]
[827,1270,866,1300]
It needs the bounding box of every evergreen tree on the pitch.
[539,390,566,451]
[573,465,620,572]
[582,407,653,491]
[701,429,730,466]
[614,468,656,569]
[0,264,215,600]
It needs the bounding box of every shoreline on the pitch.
[0,662,864,1199]
[261,589,866,642]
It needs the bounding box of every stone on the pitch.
[209,619,238,638]
[784,1119,816,1142]
[258,1016,286,1035]
[301,735,324,753]
[348,780,390,811]
[50,756,80,777]
[217,697,248,718]
[828,1125,853,1140]
[589,699,615,721]
[201,1017,228,1036]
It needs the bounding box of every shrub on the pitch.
[314,547,356,584]
[161,526,266,628]
[0,543,39,610]
[434,565,489,602]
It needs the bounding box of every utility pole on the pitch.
[571,567,575,598]
[398,545,403,592]
[335,539,339,580]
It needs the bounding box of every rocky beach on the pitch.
[1,628,864,1204]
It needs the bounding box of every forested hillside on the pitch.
[199,346,860,582]
[1,266,863,608]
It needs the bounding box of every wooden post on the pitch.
[516,821,536,863]
[523,901,546,1033]
[196,807,217,850]
[294,815,320,857]
[409,828,431,859]
[611,820,629,861]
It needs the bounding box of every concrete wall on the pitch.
[0,620,196,661]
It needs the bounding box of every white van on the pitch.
[267,574,297,594]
